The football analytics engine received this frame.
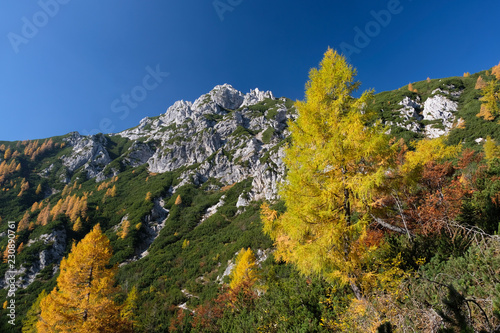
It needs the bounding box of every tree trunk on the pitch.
[349,279,362,300]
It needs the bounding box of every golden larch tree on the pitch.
[37,224,132,333]
[174,194,182,205]
[35,183,42,195]
[17,211,30,232]
[475,75,487,89]
[484,136,500,161]
[37,204,51,226]
[229,248,259,290]
[492,61,500,80]
[477,80,499,121]
[4,147,12,160]
[73,217,83,232]
[261,49,398,299]
[121,286,139,331]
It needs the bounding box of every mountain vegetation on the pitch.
[0,49,499,332]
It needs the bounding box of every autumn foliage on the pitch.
[37,224,132,332]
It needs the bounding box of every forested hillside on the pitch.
[0,49,499,332]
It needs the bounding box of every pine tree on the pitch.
[37,224,132,333]
[261,49,397,299]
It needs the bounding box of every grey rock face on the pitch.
[388,96,423,133]
[1,228,66,289]
[242,88,275,107]
[137,198,169,259]
[124,141,155,167]
[422,91,458,139]
[62,132,112,179]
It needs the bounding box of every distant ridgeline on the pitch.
[0,61,499,332]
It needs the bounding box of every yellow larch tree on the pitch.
[475,75,487,89]
[174,194,182,206]
[35,183,42,195]
[37,203,51,226]
[121,286,139,331]
[17,211,30,232]
[484,136,500,161]
[37,224,132,333]
[17,178,29,197]
[492,61,500,80]
[117,220,130,239]
[50,199,64,221]
[229,248,259,290]
[261,49,399,299]
[73,217,83,232]
[4,147,12,160]
[30,202,39,213]
[17,242,24,254]
[476,80,499,121]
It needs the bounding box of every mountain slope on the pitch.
[0,68,499,331]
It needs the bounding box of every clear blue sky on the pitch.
[1,0,499,141]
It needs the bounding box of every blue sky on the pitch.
[0,0,499,141]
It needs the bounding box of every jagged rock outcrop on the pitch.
[118,84,293,200]
[242,88,275,107]
[385,88,460,138]
[0,228,66,289]
[137,198,169,259]
[62,132,112,179]
[394,96,423,133]
[422,90,459,138]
